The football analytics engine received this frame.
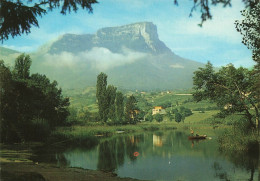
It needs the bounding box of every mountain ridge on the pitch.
[48,22,172,55]
[0,22,204,90]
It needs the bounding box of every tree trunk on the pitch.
[248,99,259,135]
[245,109,255,129]
[255,108,259,135]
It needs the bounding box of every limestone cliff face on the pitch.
[49,22,172,54]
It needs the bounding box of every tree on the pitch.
[1,0,257,41]
[125,95,137,124]
[0,0,98,41]
[96,72,108,122]
[0,55,70,143]
[0,60,18,142]
[29,73,70,127]
[235,3,260,64]
[137,110,145,121]
[13,53,31,79]
[174,0,258,26]
[115,91,124,124]
[179,106,193,117]
[175,112,182,124]
[193,62,259,132]
[235,2,260,134]
[154,114,163,122]
[115,92,124,124]
[77,107,91,122]
[107,85,117,122]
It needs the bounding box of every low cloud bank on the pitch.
[43,47,147,71]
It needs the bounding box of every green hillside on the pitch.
[65,87,218,115]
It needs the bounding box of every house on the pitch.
[152,106,166,115]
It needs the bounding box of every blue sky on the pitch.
[2,0,255,67]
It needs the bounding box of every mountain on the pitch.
[0,22,204,90]
[48,22,172,55]
[0,47,21,66]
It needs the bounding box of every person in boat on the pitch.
[190,128,194,135]
[190,128,200,137]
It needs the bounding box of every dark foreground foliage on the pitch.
[0,54,70,143]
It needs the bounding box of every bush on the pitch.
[154,114,163,122]
[146,114,153,122]
[179,106,192,117]
[175,112,182,123]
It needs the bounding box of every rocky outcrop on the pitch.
[48,22,171,54]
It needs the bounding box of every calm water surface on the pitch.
[35,130,259,181]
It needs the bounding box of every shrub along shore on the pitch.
[49,122,177,147]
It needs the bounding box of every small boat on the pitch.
[188,135,207,140]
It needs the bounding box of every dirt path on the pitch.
[1,162,141,181]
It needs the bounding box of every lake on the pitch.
[33,130,259,181]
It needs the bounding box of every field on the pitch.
[64,87,219,115]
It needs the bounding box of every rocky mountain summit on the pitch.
[48,22,171,54]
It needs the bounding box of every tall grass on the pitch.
[53,122,177,143]
[218,123,259,152]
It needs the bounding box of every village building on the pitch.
[152,106,166,115]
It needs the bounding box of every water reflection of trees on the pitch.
[212,162,230,181]
[95,131,220,171]
[97,135,143,171]
[31,131,259,180]
[214,143,259,181]
[229,148,259,181]
[97,139,117,171]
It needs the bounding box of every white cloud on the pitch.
[172,18,240,44]
[43,51,80,68]
[42,47,147,71]
[170,64,184,69]
[170,1,244,44]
